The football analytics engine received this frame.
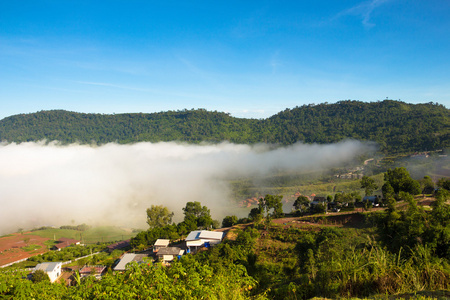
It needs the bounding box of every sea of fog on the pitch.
[0,140,375,235]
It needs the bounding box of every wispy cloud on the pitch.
[334,0,392,28]
[270,51,282,73]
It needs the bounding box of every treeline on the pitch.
[0,100,449,153]
[59,224,91,231]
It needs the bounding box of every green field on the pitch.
[21,244,42,252]
[231,171,385,200]
[27,226,137,244]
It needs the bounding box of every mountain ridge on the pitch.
[0,100,448,154]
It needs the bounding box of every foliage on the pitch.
[31,270,50,283]
[248,207,262,222]
[360,175,379,196]
[334,191,361,205]
[384,167,421,195]
[420,175,435,192]
[59,224,91,231]
[1,258,256,299]
[222,215,238,228]
[27,244,105,263]
[374,191,450,260]
[258,194,283,219]
[1,100,448,154]
[183,201,214,229]
[438,177,450,191]
[146,205,174,229]
[293,195,309,213]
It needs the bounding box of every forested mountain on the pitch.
[0,100,448,154]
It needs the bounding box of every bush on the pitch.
[31,270,50,283]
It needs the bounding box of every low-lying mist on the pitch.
[0,140,375,235]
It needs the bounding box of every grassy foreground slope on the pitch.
[0,100,448,153]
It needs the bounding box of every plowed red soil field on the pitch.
[0,233,49,267]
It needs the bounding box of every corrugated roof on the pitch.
[113,254,136,271]
[154,239,170,246]
[35,262,61,273]
[198,231,224,240]
[186,230,224,241]
[58,238,80,244]
[185,230,202,241]
[157,247,183,256]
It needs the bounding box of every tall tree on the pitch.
[222,215,238,228]
[182,201,213,229]
[258,194,284,219]
[438,177,450,191]
[384,167,421,195]
[360,175,378,196]
[293,196,310,213]
[146,205,174,229]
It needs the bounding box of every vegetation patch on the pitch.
[21,244,41,252]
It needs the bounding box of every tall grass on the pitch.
[309,244,450,298]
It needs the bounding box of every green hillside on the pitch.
[0,100,448,154]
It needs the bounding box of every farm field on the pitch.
[0,233,49,267]
[0,226,136,267]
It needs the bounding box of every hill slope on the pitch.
[0,100,448,153]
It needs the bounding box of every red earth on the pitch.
[0,232,50,267]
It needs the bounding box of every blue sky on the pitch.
[0,0,449,120]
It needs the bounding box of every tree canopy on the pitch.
[183,201,214,229]
[383,167,421,195]
[146,205,174,229]
[0,100,448,154]
[360,175,378,196]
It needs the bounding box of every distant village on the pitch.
[27,229,226,285]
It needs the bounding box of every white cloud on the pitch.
[334,0,392,28]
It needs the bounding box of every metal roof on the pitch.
[185,230,224,241]
[35,262,61,273]
[113,254,136,271]
[198,231,224,240]
[157,247,183,256]
[154,239,170,246]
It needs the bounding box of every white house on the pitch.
[156,247,184,264]
[185,230,225,252]
[34,262,62,283]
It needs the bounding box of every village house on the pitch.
[79,265,107,279]
[52,238,80,251]
[156,247,184,264]
[185,230,225,253]
[153,239,170,253]
[34,262,62,283]
[107,239,130,253]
